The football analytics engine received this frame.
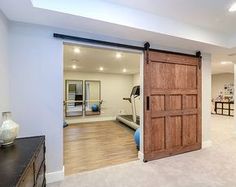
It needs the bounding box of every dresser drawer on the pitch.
[18,163,34,187]
[34,144,44,178]
[35,161,45,187]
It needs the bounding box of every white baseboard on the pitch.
[46,166,64,184]
[202,140,212,149]
[138,151,144,161]
[66,116,116,124]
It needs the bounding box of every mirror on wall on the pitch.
[65,80,83,117]
[85,80,101,116]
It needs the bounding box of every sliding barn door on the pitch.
[144,50,202,161]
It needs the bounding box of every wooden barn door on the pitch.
[144,48,202,161]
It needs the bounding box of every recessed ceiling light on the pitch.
[123,68,127,73]
[72,65,77,69]
[221,61,233,65]
[74,48,80,54]
[99,67,104,71]
[229,2,236,12]
[116,52,122,59]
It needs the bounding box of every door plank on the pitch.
[183,95,197,109]
[151,89,198,95]
[151,95,165,112]
[149,51,199,66]
[152,109,198,118]
[150,118,165,152]
[166,116,182,149]
[167,95,182,110]
[183,115,197,146]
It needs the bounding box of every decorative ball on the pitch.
[91,104,99,112]
[134,128,140,150]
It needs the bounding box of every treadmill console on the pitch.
[131,86,140,97]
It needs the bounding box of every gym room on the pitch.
[63,43,143,175]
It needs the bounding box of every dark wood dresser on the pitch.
[0,136,46,187]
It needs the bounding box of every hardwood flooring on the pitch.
[63,121,138,175]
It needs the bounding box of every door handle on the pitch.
[146,96,150,111]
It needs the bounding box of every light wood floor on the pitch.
[63,121,138,175]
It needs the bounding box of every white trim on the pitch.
[65,116,116,124]
[139,141,212,160]
[138,151,144,161]
[202,140,212,148]
[63,41,143,55]
[139,53,144,154]
[46,166,64,184]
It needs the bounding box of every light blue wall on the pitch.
[8,21,212,175]
[9,22,64,173]
[0,10,10,123]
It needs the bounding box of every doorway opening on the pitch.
[211,60,235,144]
[63,42,143,175]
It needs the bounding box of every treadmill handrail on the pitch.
[123,98,131,103]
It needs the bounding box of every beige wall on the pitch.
[64,71,138,123]
[133,73,140,86]
[212,73,234,100]
[133,73,141,115]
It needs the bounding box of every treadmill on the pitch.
[116,86,140,130]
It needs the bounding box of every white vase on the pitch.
[0,112,19,146]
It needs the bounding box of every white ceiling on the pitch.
[64,44,141,74]
[1,0,236,74]
[0,0,230,47]
[103,0,236,35]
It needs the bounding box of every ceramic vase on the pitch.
[0,112,19,146]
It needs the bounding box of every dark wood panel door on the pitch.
[144,50,202,161]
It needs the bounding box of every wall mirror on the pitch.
[65,80,83,117]
[85,80,101,116]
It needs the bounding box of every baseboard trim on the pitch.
[46,166,64,184]
[138,141,211,161]
[138,151,144,161]
[202,140,212,149]
[66,116,116,124]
